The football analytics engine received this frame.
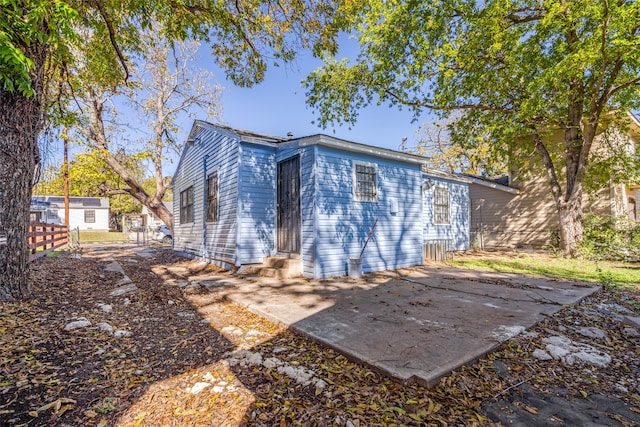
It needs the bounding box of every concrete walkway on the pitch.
[190,265,599,387]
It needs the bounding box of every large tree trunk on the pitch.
[533,129,585,257]
[557,192,584,257]
[0,89,42,301]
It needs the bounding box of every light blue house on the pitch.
[172,121,470,278]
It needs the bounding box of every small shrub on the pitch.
[580,213,640,261]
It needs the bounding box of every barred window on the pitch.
[180,186,194,224]
[84,209,95,223]
[354,162,377,202]
[206,172,218,222]
[433,186,450,224]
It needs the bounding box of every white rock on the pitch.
[623,327,639,337]
[221,326,243,336]
[532,349,553,360]
[279,365,298,380]
[246,330,263,337]
[124,298,131,306]
[577,327,607,339]
[614,383,629,393]
[96,322,113,333]
[203,372,216,382]
[114,330,133,338]
[177,312,195,318]
[492,325,526,341]
[110,283,138,297]
[64,319,92,331]
[597,303,631,314]
[277,365,314,385]
[188,382,211,394]
[212,386,225,393]
[97,303,112,313]
[263,357,282,369]
[247,352,263,366]
[623,316,640,329]
[167,300,175,305]
[542,336,611,367]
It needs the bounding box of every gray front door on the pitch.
[277,156,301,253]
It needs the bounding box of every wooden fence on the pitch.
[28,222,68,262]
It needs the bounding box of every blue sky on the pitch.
[205,52,429,153]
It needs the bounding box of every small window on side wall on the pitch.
[84,209,95,223]
[206,172,218,222]
[180,186,194,224]
[433,186,450,224]
[354,162,377,202]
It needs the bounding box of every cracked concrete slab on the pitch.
[206,266,599,387]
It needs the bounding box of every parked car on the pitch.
[152,225,172,244]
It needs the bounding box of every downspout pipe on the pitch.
[202,154,210,259]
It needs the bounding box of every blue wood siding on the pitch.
[422,175,470,250]
[236,142,276,264]
[275,142,316,276]
[172,126,240,268]
[313,146,423,277]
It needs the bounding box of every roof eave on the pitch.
[465,175,519,194]
[296,135,470,184]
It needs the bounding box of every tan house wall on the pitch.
[470,177,557,248]
[471,114,639,249]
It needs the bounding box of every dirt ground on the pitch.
[0,246,638,426]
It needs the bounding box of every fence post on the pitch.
[30,223,36,257]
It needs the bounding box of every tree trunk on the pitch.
[532,130,585,257]
[557,192,583,257]
[150,202,173,233]
[0,88,42,301]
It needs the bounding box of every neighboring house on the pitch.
[172,121,470,279]
[30,196,110,231]
[141,202,172,227]
[467,112,640,249]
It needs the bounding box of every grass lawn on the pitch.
[78,230,128,243]
[450,251,640,290]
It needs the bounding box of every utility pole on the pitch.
[63,129,69,228]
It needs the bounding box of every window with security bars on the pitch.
[433,186,450,224]
[180,186,194,224]
[84,209,95,223]
[206,172,218,222]
[354,163,377,202]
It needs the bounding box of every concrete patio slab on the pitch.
[194,265,600,387]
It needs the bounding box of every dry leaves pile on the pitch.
[0,247,638,426]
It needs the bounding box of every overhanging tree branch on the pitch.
[90,0,130,82]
